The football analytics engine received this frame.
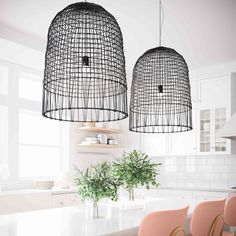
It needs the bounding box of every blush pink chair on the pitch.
[222,195,236,236]
[138,206,189,236]
[187,198,226,236]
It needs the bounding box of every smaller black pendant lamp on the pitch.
[42,1,128,122]
[129,0,192,133]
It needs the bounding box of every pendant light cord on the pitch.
[159,0,164,46]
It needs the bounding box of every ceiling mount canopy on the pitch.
[129,0,192,133]
[42,2,128,122]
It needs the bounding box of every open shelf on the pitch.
[77,127,121,134]
[77,144,121,148]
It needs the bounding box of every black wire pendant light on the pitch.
[42,1,128,122]
[129,0,192,133]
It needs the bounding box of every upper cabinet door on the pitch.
[197,75,231,154]
[199,109,212,153]
[213,107,229,153]
[198,76,229,108]
[140,75,232,156]
[191,80,198,109]
[198,107,229,154]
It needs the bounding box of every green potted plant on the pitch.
[113,149,161,201]
[75,161,118,218]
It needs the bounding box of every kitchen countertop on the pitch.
[157,186,236,193]
[0,186,235,196]
[0,188,78,196]
[0,198,197,236]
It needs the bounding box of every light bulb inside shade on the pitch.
[158,85,163,93]
[82,56,89,66]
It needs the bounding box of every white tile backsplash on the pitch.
[152,155,236,190]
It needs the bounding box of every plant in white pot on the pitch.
[113,150,161,201]
[75,161,119,219]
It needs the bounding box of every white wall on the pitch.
[152,155,236,190]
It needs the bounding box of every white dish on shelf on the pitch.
[108,139,118,145]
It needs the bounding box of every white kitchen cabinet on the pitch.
[70,193,82,206]
[51,193,82,208]
[140,69,235,156]
[0,191,81,215]
[197,76,229,108]
[199,109,211,152]
[198,107,229,154]
[171,75,232,156]
[214,107,227,152]
[51,194,71,208]
[0,193,52,214]
[191,80,198,109]
[196,73,234,154]
[198,106,231,154]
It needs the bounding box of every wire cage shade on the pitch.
[42,2,128,122]
[129,46,192,133]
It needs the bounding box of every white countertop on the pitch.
[0,198,199,236]
[158,186,236,193]
[0,186,234,196]
[0,188,77,196]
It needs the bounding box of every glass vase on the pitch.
[118,188,146,210]
[85,200,111,219]
[128,188,135,201]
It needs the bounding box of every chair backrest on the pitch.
[190,198,226,236]
[138,206,189,236]
[224,195,236,226]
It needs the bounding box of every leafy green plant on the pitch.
[75,161,119,204]
[113,149,161,201]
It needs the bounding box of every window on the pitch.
[19,110,61,178]
[19,145,60,178]
[0,65,8,95]
[0,106,8,165]
[19,110,59,146]
[0,59,69,183]
[19,72,41,102]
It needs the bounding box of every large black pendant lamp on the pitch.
[42,1,128,122]
[129,0,192,133]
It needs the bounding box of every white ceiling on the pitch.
[0,0,236,79]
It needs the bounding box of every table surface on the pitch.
[0,198,200,236]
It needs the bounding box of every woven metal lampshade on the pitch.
[42,2,128,122]
[129,46,192,133]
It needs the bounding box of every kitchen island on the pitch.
[0,198,200,236]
